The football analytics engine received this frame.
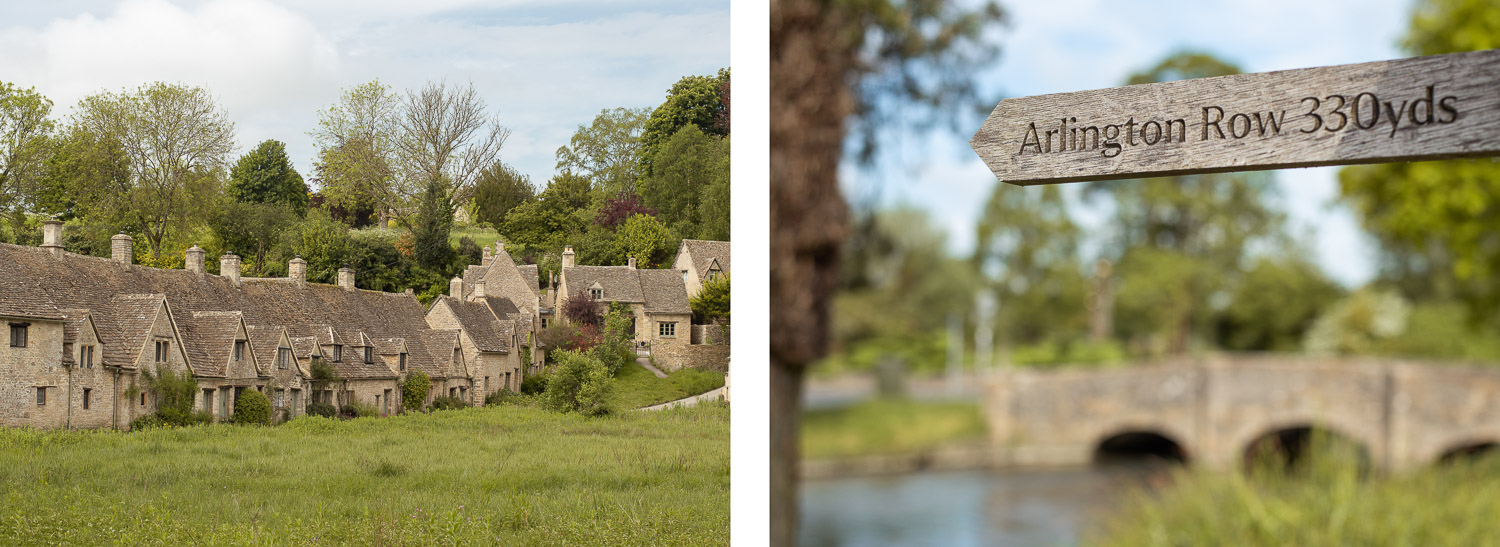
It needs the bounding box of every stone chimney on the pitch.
[220,253,241,286]
[404,288,414,295]
[41,220,64,257]
[562,245,575,269]
[482,244,493,265]
[338,265,356,291]
[184,245,206,274]
[450,276,463,297]
[473,281,486,299]
[627,256,637,269]
[111,233,133,265]
[289,256,307,286]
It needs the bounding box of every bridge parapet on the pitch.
[986,354,1500,471]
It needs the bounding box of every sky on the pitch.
[847,0,1417,288]
[0,0,729,195]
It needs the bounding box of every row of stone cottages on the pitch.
[0,220,729,430]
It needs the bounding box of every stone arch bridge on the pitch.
[986,355,1500,471]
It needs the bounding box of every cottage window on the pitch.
[234,340,246,361]
[452,348,460,365]
[659,322,677,337]
[35,387,45,405]
[83,388,91,410]
[9,323,27,348]
[364,346,372,364]
[275,389,285,408]
[399,353,407,371]
[505,372,511,391]
[154,340,170,363]
[140,392,146,406]
[82,345,94,368]
[540,317,548,329]
[333,345,342,362]
[277,347,291,370]
[589,288,603,300]
[203,389,214,413]
[449,387,457,398]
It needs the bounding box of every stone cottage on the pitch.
[554,246,695,369]
[673,239,731,298]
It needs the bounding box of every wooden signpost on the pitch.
[971,49,1500,185]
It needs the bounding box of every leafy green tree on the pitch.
[543,349,613,416]
[616,213,674,267]
[692,274,730,323]
[973,185,1086,345]
[641,69,729,176]
[35,126,129,223]
[211,200,295,277]
[593,306,636,375]
[1218,256,1345,351]
[499,173,592,251]
[471,160,535,228]
[71,82,235,259]
[697,167,730,241]
[1338,0,1500,316]
[232,389,272,425]
[276,209,353,284]
[639,125,729,237]
[556,107,648,195]
[413,177,455,269]
[401,370,431,413]
[311,80,400,226]
[0,81,55,231]
[228,139,309,215]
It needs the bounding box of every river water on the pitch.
[799,465,1170,547]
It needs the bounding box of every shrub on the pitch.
[429,396,469,411]
[129,414,167,431]
[232,390,272,425]
[305,402,337,418]
[543,349,614,417]
[594,307,636,375]
[340,401,379,419]
[521,372,549,395]
[400,371,431,413]
[563,290,603,327]
[484,389,515,406]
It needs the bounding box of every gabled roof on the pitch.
[179,311,245,378]
[101,294,170,369]
[0,275,63,320]
[517,264,540,294]
[419,328,461,378]
[679,239,731,279]
[245,325,287,377]
[563,266,645,303]
[638,269,692,314]
[463,245,540,312]
[434,295,509,353]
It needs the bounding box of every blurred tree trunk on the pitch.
[770,0,851,543]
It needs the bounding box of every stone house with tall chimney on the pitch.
[554,246,696,369]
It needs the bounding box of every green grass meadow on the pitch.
[612,362,726,410]
[800,398,988,460]
[0,404,728,545]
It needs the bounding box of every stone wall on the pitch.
[691,324,730,345]
[0,320,67,428]
[654,343,730,374]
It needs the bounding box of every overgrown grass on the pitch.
[449,224,504,249]
[800,398,987,460]
[611,362,726,410]
[0,404,728,545]
[1093,439,1500,546]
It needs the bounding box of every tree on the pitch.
[972,185,1086,345]
[471,161,535,228]
[1338,0,1500,317]
[401,370,431,413]
[72,82,236,259]
[35,125,130,223]
[1218,256,1345,352]
[277,209,353,284]
[641,69,730,176]
[311,80,400,227]
[616,213,674,267]
[691,274,730,324]
[0,82,54,231]
[542,349,613,416]
[394,80,511,218]
[413,177,455,269]
[697,167,730,241]
[595,193,657,230]
[770,1,1005,541]
[593,306,636,375]
[555,107,648,195]
[212,200,295,277]
[228,139,309,215]
[563,290,603,327]
[639,125,729,238]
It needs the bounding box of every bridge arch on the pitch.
[1093,429,1190,465]
[1240,423,1372,473]
[1436,440,1500,465]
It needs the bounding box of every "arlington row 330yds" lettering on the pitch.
[1016,84,1459,158]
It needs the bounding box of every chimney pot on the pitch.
[338,266,356,291]
[185,245,206,274]
[111,233,133,265]
[562,245,575,269]
[219,253,241,286]
[482,245,493,265]
[450,276,463,298]
[289,256,307,286]
[473,281,486,299]
[627,256,637,269]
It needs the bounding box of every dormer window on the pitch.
[590,288,602,300]
[154,340,170,363]
[277,347,291,370]
[399,353,407,371]
[333,345,342,362]
[453,349,460,365]
[234,340,246,361]
[82,345,95,368]
[364,346,372,364]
